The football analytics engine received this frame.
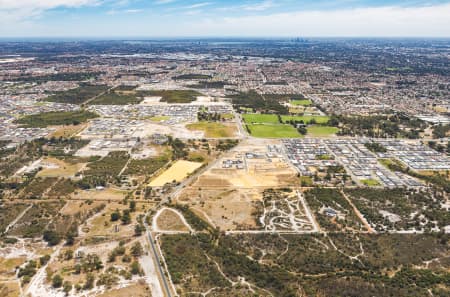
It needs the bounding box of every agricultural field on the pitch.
[345,188,450,232]
[246,123,301,138]
[49,123,87,138]
[44,84,109,104]
[186,122,238,138]
[15,110,98,128]
[123,155,169,177]
[149,160,202,187]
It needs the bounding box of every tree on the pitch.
[134,224,145,236]
[130,261,142,275]
[121,209,131,225]
[63,281,72,295]
[110,210,121,222]
[130,242,144,257]
[129,200,136,212]
[43,230,61,246]
[84,273,95,290]
[52,274,63,288]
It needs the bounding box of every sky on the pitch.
[0,0,449,38]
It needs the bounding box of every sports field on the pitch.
[246,124,301,138]
[290,99,312,106]
[282,115,330,124]
[307,126,339,137]
[150,160,203,187]
[242,114,279,124]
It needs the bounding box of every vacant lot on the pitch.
[16,110,98,128]
[149,160,202,187]
[247,124,301,138]
[186,122,237,138]
[155,208,190,232]
[36,157,85,178]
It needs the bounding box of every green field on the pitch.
[16,110,98,128]
[246,124,301,138]
[361,179,381,186]
[307,126,339,137]
[282,115,330,124]
[242,114,279,124]
[291,99,312,106]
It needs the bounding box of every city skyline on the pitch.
[1,0,450,37]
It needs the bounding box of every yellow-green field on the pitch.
[150,160,203,187]
[186,122,237,138]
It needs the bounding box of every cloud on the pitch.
[242,0,274,11]
[0,0,100,24]
[192,3,450,37]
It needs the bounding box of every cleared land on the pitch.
[186,122,237,138]
[247,124,301,138]
[149,160,202,187]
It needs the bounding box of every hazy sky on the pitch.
[0,0,449,37]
